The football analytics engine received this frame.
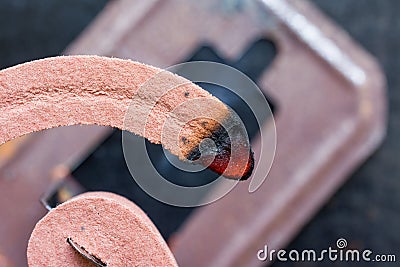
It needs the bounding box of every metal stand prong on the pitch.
[67,237,107,267]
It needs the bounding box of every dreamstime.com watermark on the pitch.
[257,238,396,263]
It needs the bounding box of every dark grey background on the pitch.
[0,0,398,266]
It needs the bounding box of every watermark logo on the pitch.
[122,61,276,207]
[336,238,347,249]
[257,238,396,263]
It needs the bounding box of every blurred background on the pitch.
[0,0,398,266]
